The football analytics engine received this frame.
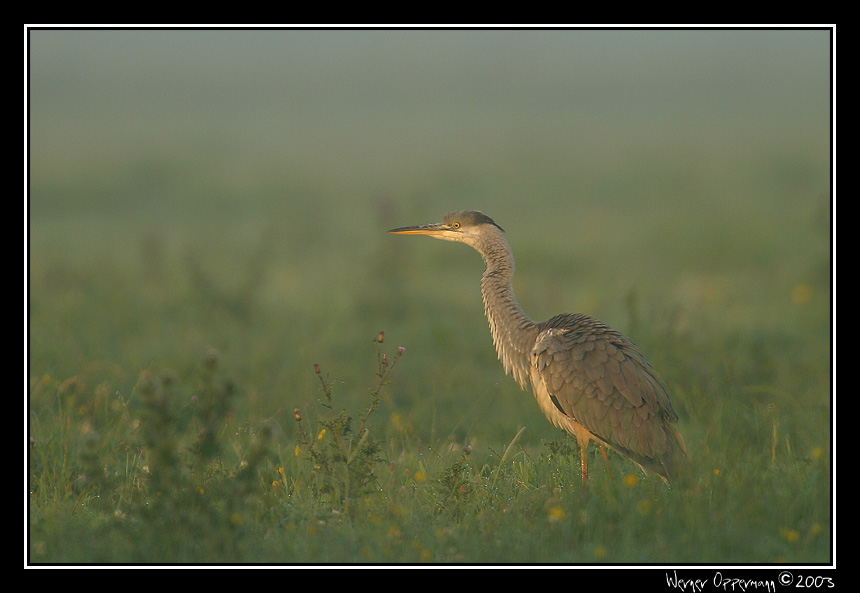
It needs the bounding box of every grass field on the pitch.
[26,29,833,566]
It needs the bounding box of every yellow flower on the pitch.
[791,284,812,305]
[317,428,326,440]
[547,505,566,523]
[623,474,639,487]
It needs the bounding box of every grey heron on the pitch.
[389,210,688,484]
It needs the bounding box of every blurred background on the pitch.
[27,28,832,447]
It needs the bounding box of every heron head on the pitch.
[388,211,504,246]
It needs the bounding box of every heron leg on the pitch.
[579,444,588,482]
[571,424,593,483]
[599,445,612,475]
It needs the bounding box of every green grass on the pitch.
[26,321,831,564]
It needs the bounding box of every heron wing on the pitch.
[531,313,685,475]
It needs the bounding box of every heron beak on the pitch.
[388,223,452,236]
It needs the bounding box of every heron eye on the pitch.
[452,221,460,229]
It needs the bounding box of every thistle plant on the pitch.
[133,348,274,551]
[294,331,404,514]
[136,348,240,494]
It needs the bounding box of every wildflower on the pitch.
[313,363,320,374]
[397,346,405,356]
[782,528,800,543]
[376,331,385,343]
[317,428,326,440]
[623,474,639,487]
[294,408,302,421]
[414,469,427,483]
[203,348,219,371]
[791,283,812,305]
[547,505,566,523]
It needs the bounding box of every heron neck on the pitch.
[479,240,537,389]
